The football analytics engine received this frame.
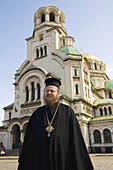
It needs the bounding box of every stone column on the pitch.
[36,17,40,25]
[23,88,26,103]
[20,130,24,142]
[7,130,11,149]
[29,87,31,102]
[10,130,13,149]
[34,83,37,101]
[20,129,22,142]
[45,12,49,21]
[111,132,113,143]
[55,14,59,22]
[101,132,104,143]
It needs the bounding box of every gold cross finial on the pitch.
[80,49,83,54]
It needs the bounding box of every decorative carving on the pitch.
[83,106,85,111]
[21,108,36,115]
[86,107,92,114]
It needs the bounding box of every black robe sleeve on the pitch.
[70,109,94,170]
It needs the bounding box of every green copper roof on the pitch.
[105,79,113,89]
[92,115,113,122]
[60,46,80,55]
[3,103,14,109]
[93,99,113,106]
[60,93,71,100]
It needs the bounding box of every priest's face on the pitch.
[44,86,60,107]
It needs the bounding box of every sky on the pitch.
[0,0,113,124]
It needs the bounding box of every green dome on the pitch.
[93,99,113,106]
[60,46,80,55]
[105,79,113,89]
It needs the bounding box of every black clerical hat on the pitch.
[45,74,61,89]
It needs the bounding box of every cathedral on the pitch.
[0,5,113,153]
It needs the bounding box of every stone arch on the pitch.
[18,67,47,104]
[93,129,101,143]
[41,13,45,23]
[59,10,65,25]
[49,12,55,22]
[108,106,112,115]
[47,6,59,16]
[99,107,103,116]
[11,124,21,149]
[103,128,112,143]
[21,121,28,141]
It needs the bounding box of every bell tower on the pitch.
[33,5,66,33]
[26,5,67,62]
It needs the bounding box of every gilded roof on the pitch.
[60,46,80,55]
[93,98,113,106]
[83,53,101,61]
[105,79,113,89]
[92,115,113,122]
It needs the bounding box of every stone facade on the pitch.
[0,5,113,153]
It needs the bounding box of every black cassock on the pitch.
[18,103,93,170]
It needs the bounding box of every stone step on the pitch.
[5,149,19,156]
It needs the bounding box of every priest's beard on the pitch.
[44,94,60,108]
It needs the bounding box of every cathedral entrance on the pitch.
[12,124,20,149]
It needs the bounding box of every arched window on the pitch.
[104,107,107,115]
[85,87,87,98]
[63,39,65,46]
[75,84,79,95]
[44,46,47,56]
[41,13,45,23]
[40,47,43,57]
[108,91,112,98]
[99,108,103,116]
[94,63,97,69]
[50,13,55,22]
[108,106,112,115]
[94,63,97,70]
[12,124,20,149]
[104,129,112,143]
[26,86,29,102]
[94,130,101,143]
[9,112,11,120]
[89,62,91,69]
[37,83,40,100]
[31,82,35,101]
[74,69,77,76]
[36,48,39,58]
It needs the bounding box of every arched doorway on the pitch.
[12,124,20,149]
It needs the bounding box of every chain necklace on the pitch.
[45,102,60,137]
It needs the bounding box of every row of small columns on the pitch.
[35,12,63,25]
[23,83,40,102]
[91,132,113,153]
[7,129,26,149]
[36,46,48,58]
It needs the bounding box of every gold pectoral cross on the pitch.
[45,124,54,137]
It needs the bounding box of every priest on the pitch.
[18,75,94,170]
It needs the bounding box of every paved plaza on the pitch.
[90,153,113,170]
[0,154,113,170]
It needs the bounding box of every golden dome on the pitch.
[82,53,101,61]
